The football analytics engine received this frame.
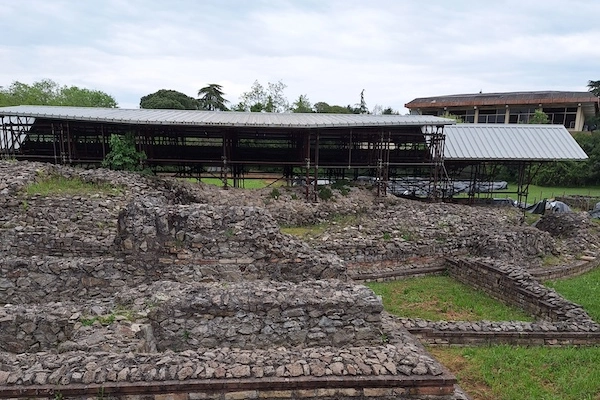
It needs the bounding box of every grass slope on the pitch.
[366,275,532,321]
[430,345,600,400]
[545,267,600,322]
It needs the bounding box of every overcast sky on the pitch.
[1,0,599,112]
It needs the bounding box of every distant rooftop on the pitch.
[444,124,588,161]
[406,91,599,109]
[0,105,454,128]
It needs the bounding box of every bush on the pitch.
[318,187,333,201]
[270,188,281,199]
[102,133,147,171]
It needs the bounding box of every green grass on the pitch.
[366,275,532,321]
[24,175,121,196]
[193,177,281,189]
[495,184,600,203]
[280,214,359,239]
[429,345,600,400]
[545,267,600,322]
[280,224,328,239]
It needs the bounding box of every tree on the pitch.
[531,132,600,186]
[441,111,464,123]
[314,102,331,113]
[0,79,117,107]
[314,102,352,114]
[57,86,118,107]
[588,80,600,97]
[529,108,550,124]
[357,89,369,114]
[291,94,313,113]
[382,107,399,115]
[140,89,198,110]
[237,80,289,112]
[101,133,147,171]
[197,84,229,111]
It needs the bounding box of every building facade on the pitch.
[405,91,599,131]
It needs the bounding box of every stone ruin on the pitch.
[0,160,598,399]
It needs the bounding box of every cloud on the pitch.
[1,0,599,111]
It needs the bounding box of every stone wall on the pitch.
[0,312,456,399]
[115,197,348,283]
[115,280,383,351]
[446,257,597,324]
[4,161,600,399]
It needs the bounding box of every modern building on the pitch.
[405,91,599,131]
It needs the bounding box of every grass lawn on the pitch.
[24,175,121,196]
[366,275,532,321]
[189,177,281,189]
[429,345,600,400]
[545,267,600,323]
[369,272,600,399]
[495,183,600,204]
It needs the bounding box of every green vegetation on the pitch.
[370,270,600,399]
[281,214,359,239]
[197,83,229,111]
[269,187,281,199]
[545,267,600,322]
[493,183,600,204]
[80,314,115,326]
[280,224,328,239]
[318,186,333,201]
[528,108,550,124]
[24,175,120,196]
[198,177,280,189]
[140,89,199,110]
[102,133,147,171]
[0,78,117,107]
[493,131,600,188]
[429,345,600,400]
[331,179,352,196]
[366,275,532,321]
[370,273,600,399]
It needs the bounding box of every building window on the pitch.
[542,107,577,127]
[478,109,505,124]
[440,109,475,123]
[509,108,536,124]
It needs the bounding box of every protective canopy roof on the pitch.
[444,124,588,161]
[0,105,453,128]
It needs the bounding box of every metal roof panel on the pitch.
[0,105,455,128]
[444,124,588,161]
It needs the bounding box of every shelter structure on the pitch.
[443,124,589,205]
[0,105,452,199]
[405,91,599,131]
[0,106,589,204]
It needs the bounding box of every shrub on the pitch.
[270,188,281,199]
[102,133,147,171]
[318,187,333,201]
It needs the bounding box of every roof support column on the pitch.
[574,104,584,131]
[313,131,320,202]
[51,123,58,164]
[304,133,310,201]
[221,131,230,189]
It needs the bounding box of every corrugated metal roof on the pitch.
[406,91,598,109]
[0,105,454,128]
[444,124,588,161]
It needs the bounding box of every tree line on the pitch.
[139,80,399,115]
[0,79,117,108]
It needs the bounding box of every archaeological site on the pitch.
[0,161,598,399]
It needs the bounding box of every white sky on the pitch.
[1,0,599,112]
